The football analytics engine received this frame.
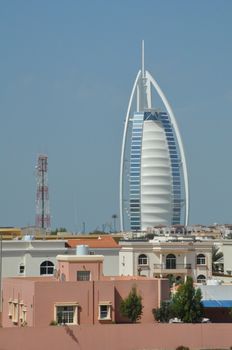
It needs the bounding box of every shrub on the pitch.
[120,286,143,323]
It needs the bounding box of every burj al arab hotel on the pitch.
[120,42,189,232]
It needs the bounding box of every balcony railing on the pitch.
[153,263,191,270]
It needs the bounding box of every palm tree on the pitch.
[112,214,118,233]
[212,246,223,273]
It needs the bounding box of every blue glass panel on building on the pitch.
[158,111,182,225]
[129,112,143,231]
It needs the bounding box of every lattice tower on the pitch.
[35,154,51,231]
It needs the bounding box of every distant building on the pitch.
[119,238,213,283]
[0,236,120,278]
[66,236,120,275]
[2,254,169,327]
[120,42,189,231]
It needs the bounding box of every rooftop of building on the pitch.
[66,235,120,249]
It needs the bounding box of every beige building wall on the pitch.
[119,239,213,282]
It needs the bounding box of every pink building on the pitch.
[2,254,169,328]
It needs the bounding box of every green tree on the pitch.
[171,276,203,323]
[120,286,143,323]
[51,227,67,235]
[152,301,173,323]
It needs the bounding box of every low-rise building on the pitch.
[66,236,120,275]
[1,254,169,327]
[0,235,120,278]
[119,237,213,283]
[1,239,67,278]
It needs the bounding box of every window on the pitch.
[40,261,54,275]
[197,275,206,283]
[19,264,25,274]
[98,303,112,321]
[12,300,19,323]
[166,254,176,269]
[197,254,206,265]
[77,271,90,281]
[55,304,78,325]
[138,254,148,265]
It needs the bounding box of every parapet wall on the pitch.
[0,323,232,350]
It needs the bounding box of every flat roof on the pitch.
[56,255,104,262]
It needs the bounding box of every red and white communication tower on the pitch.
[35,154,51,231]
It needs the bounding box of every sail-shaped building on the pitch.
[120,42,189,232]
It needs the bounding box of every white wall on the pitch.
[223,241,232,275]
[1,240,67,277]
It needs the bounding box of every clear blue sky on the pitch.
[0,0,231,232]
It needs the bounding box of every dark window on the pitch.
[77,271,90,281]
[56,305,75,324]
[40,261,54,275]
[138,254,148,265]
[166,254,176,269]
[197,275,206,283]
[19,264,25,274]
[197,254,206,265]
[100,305,108,318]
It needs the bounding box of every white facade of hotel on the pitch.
[120,42,189,231]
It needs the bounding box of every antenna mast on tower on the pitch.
[35,154,51,232]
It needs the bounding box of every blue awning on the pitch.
[202,300,232,308]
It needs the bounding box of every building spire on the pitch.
[142,40,145,78]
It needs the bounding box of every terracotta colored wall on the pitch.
[114,279,159,323]
[58,260,103,281]
[2,278,35,327]
[1,324,232,350]
[34,281,95,326]
[2,278,168,327]
[93,281,115,323]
